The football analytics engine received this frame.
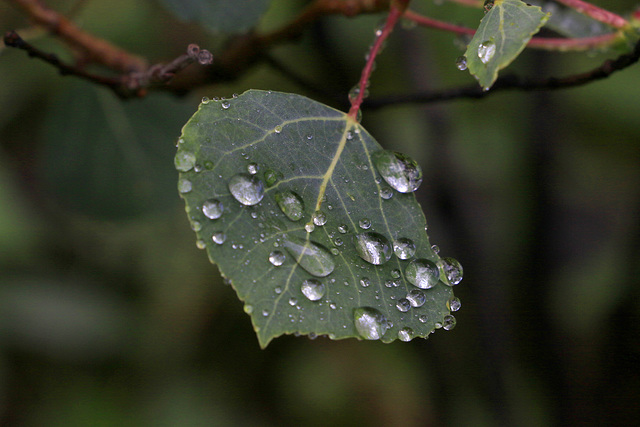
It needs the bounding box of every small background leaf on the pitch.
[465,0,550,90]
[176,90,459,347]
[157,0,271,33]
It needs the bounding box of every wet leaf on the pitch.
[176,90,461,347]
[465,0,550,90]
[158,0,271,33]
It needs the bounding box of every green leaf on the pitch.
[465,0,550,90]
[176,90,462,347]
[158,0,271,33]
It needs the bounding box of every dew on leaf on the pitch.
[455,55,468,71]
[431,244,440,254]
[358,218,371,229]
[201,96,210,104]
[274,125,282,134]
[398,327,414,342]
[373,150,423,193]
[391,269,400,279]
[190,220,202,232]
[221,100,231,109]
[305,223,315,233]
[202,199,224,219]
[440,257,463,286]
[393,238,416,260]
[263,169,279,187]
[283,237,335,277]
[289,297,298,306]
[275,190,304,221]
[448,297,461,312]
[262,309,270,317]
[406,289,426,308]
[212,232,226,245]
[396,298,411,312]
[228,173,264,206]
[312,211,327,226]
[380,187,393,199]
[301,279,325,301]
[178,178,192,193]
[353,307,389,340]
[174,151,197,172]
[268,251,285,266]
[244,304,253,314]
[247,162,259,175]
[406,259,439,289]
[443,314,457,330]
[419,314,428,323]
[359,277,370,288]
[354,232,392,265]
[338,224,348,234]
[478,40,496,64]
[196,239,206,250]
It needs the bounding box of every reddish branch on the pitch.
[553,0,628,29]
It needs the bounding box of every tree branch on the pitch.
[364,37,640,108]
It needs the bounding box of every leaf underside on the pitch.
[158,0,271,33]
[466,0,550,90]
[176,90,458,348]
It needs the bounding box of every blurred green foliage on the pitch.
[1,0,639,426]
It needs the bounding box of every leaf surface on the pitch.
[158,0,271,33]
[465,0,550,90]
[176,90,461,347]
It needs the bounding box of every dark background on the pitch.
[1,0,639,425]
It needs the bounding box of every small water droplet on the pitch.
[228,173,264,206]
[268,251,285,266]
[204,161,214,170]
[396,298,411,312]
[201,96,210,104]
[263,169,280,187]
[178,178,192,193]
[289,297,298,306]
[373,150,423,193]
[301,279,325,301]
[440,257,463,286]
[354,232,392,265]
[196,239,206,249]
[406,289,426,308]
[431,244,440,254]
[312,211,327,226]
[478,40,496,64]
[338,224,348,234]
[398,327,414,342]
[274,286,282,294]
[244,304,253,314]
[353,307,389,340]
[274,125,282,134]
[202,199,223,219]
[393,238,416,260]
[358,218,371,229]
[379,187,393,199]
[174,151,197,172]
[360,277,370,288]
[391,269,401,279]
[385,280,399,288]
[419,314,428,323]
[275,190,304,221]
[455,55,468,71]
[443,314,457,330]
[283,237,335,277]
[190,220,202,232]
[212,232,226,244]
[333,238,343,247]
[247,162,259,175]
[406,259,439,289]
[448,297,461,312]
[305,223,315,233]
[221,100,230,109]
[262,309,270,317]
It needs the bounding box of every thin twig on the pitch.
[364,37,640,108]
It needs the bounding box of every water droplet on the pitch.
[455,55,468,71]
[202,199,223,219]
[373,150,423,193]
[440,257,463,286]
[333,238,343,247]
[406,259,439,289]
[263,169,280,187]
[448,297,461,312]
[301,279,325,301]
[221,100,230,109]
[406,289,426,308]
[354,232,392,265]
[274,125,282,134]
[212,232,226,244]
[275,190,304,221]
[228,173,264,206]
[274,286,282,294]
[289,297,298,306]
[201,96,210,104]
[358,218,371,229]
[419,315,428,323]
[283,237,335,277]
[247,162,259,175]
[478,40,496,64]
[398,327,414,342]
[196,239,206,249]
[353,307,389,340]
[262,309,270,317]
[244,304,253,314]
[190,220,202,231]
[312,211,327,226]
[268,251,285,266]
[338,224,348,234]
[174,151,196,172]
[204,161,214,170]
[396,298,411,312]
[379,187,393,199]
[305,223,315,233]
[391,269,400,279]
[178,178,192,193]
[443,314,457,330]
[393,238,416,260]
[431,244,440,254]
[359,277,370,288]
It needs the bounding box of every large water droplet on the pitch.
[405,259,439,289]
[268,251,285,266]
[396,298,411,312]
[353,307,389,340]
[174,151,196,172]
[228,173,264,206]
[478,40,496,64]
[406,289,426,307]
[283,237,335,277]
[202,199,223,219]
[440,257,463,286]
[312,211,327,226]
[354,232,392,265]
[275,190,304,221]
[398,327,414,342]
[373,150,423,193]
[301,279,325,301]
[393,238,416,260]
